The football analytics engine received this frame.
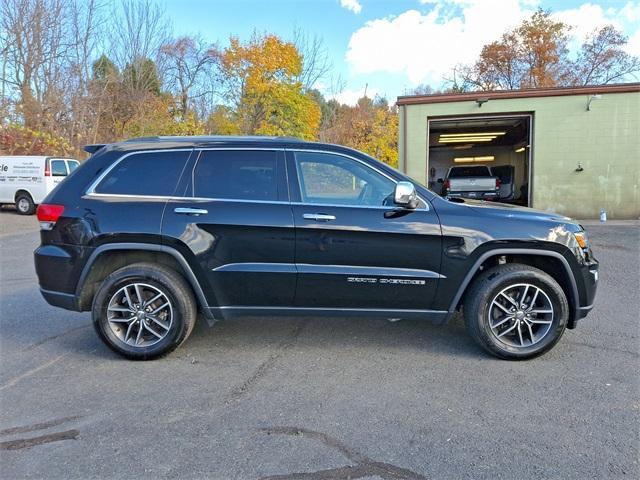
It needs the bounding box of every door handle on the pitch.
[174,207,208,216]
[303,213,336,221]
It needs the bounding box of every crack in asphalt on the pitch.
[0,353,68,391]
[0,416,83,451]
[0,430,79,450]
[23,324,92,351]
[227,322,305,401]
[259,427,427,480]
[0,415,83,437]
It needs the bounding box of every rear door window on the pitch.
[50,159,68,177]
[192,150,281,201]
[94,151,189,196]
[66,160,80,173]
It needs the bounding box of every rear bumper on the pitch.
[40,288,81,311]
[34,243,88,311]
[448,191,499,200]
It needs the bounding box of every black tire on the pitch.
[15,192,35,215]
[463,263,569,360]
[92,262,197,360]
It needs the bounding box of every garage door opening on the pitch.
[427,115,532,206]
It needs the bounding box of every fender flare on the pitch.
[446,248,579,321]
[75,242,213,319]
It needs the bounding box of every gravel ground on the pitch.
[0,210,638,479]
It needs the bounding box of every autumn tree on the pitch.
[461,9,571,90]
[321,96,399,167]
[570,25,640,86]
[458,9,640,90]
[214,33,320,140]
[160,36,218,118]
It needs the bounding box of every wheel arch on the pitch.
[75,243,213,319]
[448,248,579,328]
[14,188,35,202]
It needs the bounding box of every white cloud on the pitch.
[340,0,362,14]
[626,30,640,56]
[553,3,620,48]
[329,87,380,106]
[345,0,640,87]
[345,1,533,86]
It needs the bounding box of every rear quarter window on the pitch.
[94,151,189,196]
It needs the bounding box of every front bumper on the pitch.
[571,258,599,326]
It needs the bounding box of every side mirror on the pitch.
[394,181,418,209]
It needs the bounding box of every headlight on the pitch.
[574,231,589,249]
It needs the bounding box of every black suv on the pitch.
[34,136,598,360]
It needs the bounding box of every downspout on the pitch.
[401,104,407,173]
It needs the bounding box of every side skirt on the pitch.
[208,306,449,324]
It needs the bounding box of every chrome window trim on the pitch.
[85,192,175,200]
[84,146,429,211]
[289,148,429,211]
[85,148,195,195]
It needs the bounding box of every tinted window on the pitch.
[491,165,513,183]
[67,160,79,173]
[295,151,395,207]
[448,166,492,178]
[95,151,188,196]
[193,150,279,201]
[50,160,67,177]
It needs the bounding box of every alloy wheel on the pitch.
[487,283,554,348]
[106,282,173,347]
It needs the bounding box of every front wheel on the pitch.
[463,264,569,360]
[92,263,197,360]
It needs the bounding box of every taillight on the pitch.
[443,179,450,191]
[36,204,64,230]
[44,161,51,177]
[495,178,501,190]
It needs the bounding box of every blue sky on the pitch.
[164,0,640,104]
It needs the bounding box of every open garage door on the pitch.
[427,115,531,206]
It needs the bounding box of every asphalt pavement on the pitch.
[0,211,638,479]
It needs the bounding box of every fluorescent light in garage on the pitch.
[454,156,495,163]
[439,137,495,143]
[440,132,506,137]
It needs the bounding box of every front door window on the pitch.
[294,151,395,207]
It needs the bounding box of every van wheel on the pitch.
[92,263,197,360]
[463,264,568,360]
[15,193,35,215]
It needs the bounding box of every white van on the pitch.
[0,156,80,215]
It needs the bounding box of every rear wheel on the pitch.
[15,192,35,215]
[92,263,197,360]
[463,264,569,360]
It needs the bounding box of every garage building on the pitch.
[397,83,640,219]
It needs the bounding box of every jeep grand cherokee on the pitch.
[34,136,598,360]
